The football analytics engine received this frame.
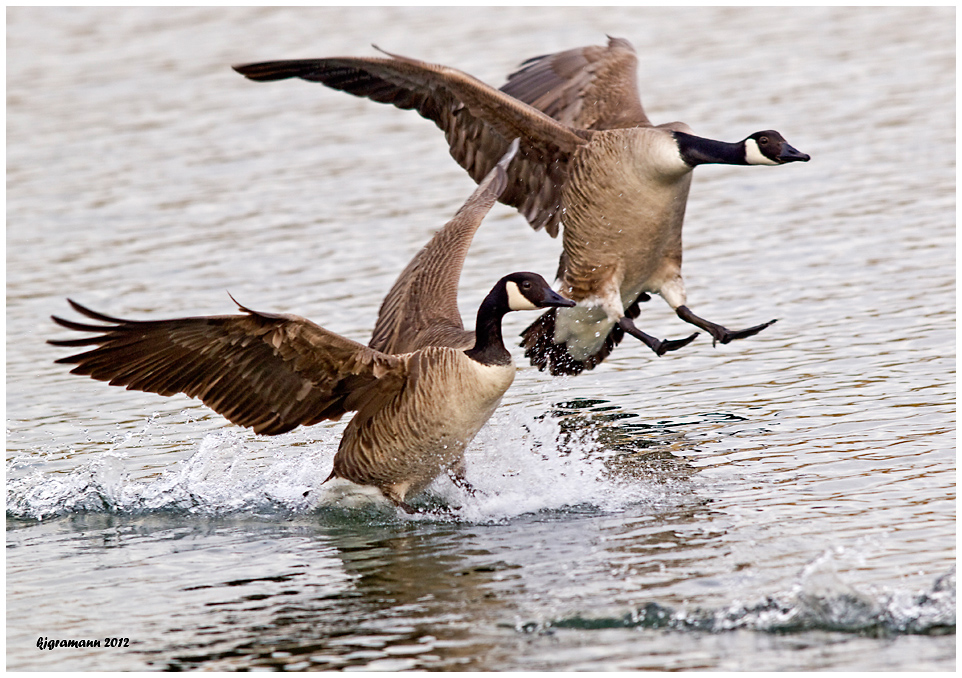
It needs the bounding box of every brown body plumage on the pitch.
[234,37,809,375]
[49,145,575,513]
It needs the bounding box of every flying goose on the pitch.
[48,154,574,514]
[233,36,810,375]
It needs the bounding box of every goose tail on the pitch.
[520,309,626,376]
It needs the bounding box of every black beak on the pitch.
[540,288,576,308]
[778,143,811,163]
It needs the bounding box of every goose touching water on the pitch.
[49,144,574,513]
[234,36,810,375]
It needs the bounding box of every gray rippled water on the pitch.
[7,6,955,671]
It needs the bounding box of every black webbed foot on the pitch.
[676,306,777,347]
[393,499,420,515]
[388,498,463,515]
[447,470,478,497]
[618,317,699,357]
[654,331,700,355]
[713,319,777,345]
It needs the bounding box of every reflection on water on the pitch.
[7,5,955,672]
[6,401,955,671]
[8,503,955,671]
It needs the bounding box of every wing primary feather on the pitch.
[49,301,408,436]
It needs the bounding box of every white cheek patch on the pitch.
[505,281,538,311]
[744,138,780,166]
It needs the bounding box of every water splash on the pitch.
[518,551,956,637]
[440,402,696,523]
[6,404,685,522]
[6,430,325,520]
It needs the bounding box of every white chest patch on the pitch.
[506,281,538,311]
[647,132,691,175]
[552,302,618,360]
[744,138,779,166]
[468,359,515,393]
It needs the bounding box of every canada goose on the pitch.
[234,37,810,375]
[48,155,574,514]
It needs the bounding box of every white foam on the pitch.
[711,548,957,635]
[517,548,957,636]
[7,406,673,523]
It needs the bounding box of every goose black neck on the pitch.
[465,290,512,366]
[673,131,747,167]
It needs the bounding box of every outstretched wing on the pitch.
[234,51,591,237]
[49,298,406,435]
[500,36,650,130]
[369,140,518,354]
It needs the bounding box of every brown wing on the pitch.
[368,140,518,354]
[48,298,406,436]
[233,51,592,237]
[500,36,650,131]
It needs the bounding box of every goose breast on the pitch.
[333,347,515,495]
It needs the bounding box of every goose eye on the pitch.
[521,280,532,290]
[758,136,769,145]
